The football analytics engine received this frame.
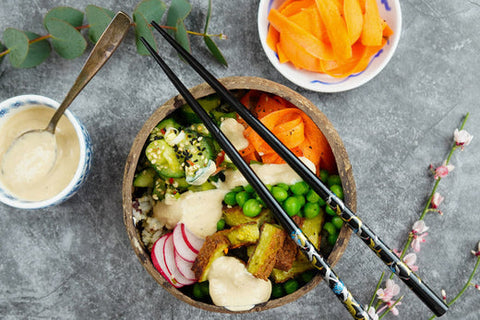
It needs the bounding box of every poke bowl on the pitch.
[122,76,356,312]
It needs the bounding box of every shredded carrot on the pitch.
[268,8,334,61]
[361,0,383,46]
[266,0,392,77]
[241,94,336,173]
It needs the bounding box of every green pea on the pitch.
[284,279,299,294]
[327,175,341,187]
[283,196,302,216]
[271,283,284,298]
[255,193,266,207]
[303,202,320,219]
[325,205,336,216]
[300,270,315,283]
[243,199,263,217]
[200,281,209,296]
[224,191,237,206]
[271,186,288,202]
[327,232,338,246]
[323,222,336,235]
[290,181,309,195]
[295,195,306,207]
[216,219,226,231]
[306,189,320,203]
[192,283,204,299]
[317,197,326,207]
[319,169,329,182]
[235,191,250,207]
[330,184,344,200]
[331,216,343,230]
[276,183,289,191]
[244,184,255,193]
[231,186,244,193]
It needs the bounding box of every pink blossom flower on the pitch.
[386,300,402,316]
[475,284,480,291]
[454,129,473,150]
[433,161,455,180]
[367,306,379,320]
[431,192,444,209]
[403,253,419,272]
[411,220,429,252]
[471,241,480,257]
[376,279,400,302]
[441,289,447,301]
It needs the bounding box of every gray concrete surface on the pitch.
[0,1,479,319]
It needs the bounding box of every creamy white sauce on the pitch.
[152,157,316,239]
[221,157,316,189]
[1,131,56,186]
[153,188,228,238]
[207,256,271,311]
[220,118,249,151]
[0,106,80,201]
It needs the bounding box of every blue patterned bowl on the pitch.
[258,0,402,92]
[0,95,92,209]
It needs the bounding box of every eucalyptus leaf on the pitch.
[18,31,51,68]
[85,5,115,43]
[133,11,157,56]
[203,0,227,66]
[204,0,212,34]
[3,28,29,67]
[45,17,87,59]
[166,0,192,34]
[134,0,166,24]
[44,6,84,28]
[204,35,227,66]
[174,19,191,53]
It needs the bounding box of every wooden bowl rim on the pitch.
[122,76,356,313]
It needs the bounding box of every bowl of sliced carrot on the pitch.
[258,0,401,92]
[123,76,356,312]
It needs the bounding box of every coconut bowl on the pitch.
[122,76,356,313]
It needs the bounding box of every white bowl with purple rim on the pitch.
[258,0,402,92]
[0,95,92,209]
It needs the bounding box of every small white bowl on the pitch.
[258,0,402,92]
[0,95,92,209]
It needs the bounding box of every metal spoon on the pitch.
[1,11,131,178]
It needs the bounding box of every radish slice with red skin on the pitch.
[151,234,182,288]
[164,234,196,286]
[181,223,204,251]
[172,223,204,262]
[174,250,196,281]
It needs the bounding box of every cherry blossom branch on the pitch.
[367,113,473,319]
[399,113,470,261]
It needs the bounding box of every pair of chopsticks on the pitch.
[140,21,448,318]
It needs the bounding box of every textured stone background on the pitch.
[0,1,479,319]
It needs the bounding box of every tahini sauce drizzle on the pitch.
[0,106,80,201]
[207,256,272,311]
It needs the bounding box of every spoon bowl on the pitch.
[0,11,131,196]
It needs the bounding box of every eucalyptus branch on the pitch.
[0,0,227,68]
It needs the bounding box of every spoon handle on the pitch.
[47,11,132,133]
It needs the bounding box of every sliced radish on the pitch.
[174,250,196,281]
[172,223,205,262]
[151,234,182,288]
[181,223,204,251]
[163,235,196,286]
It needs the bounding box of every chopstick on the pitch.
[149,22,449,318]
[139,36,371,320]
